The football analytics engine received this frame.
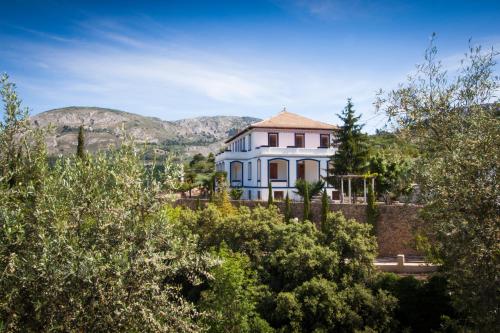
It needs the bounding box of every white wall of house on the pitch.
[250,131,267,149]
[220,155,334,201]
[227,129,332,151]
[218,127,336,201]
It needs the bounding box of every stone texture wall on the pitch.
[175,199,424,257]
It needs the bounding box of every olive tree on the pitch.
[0,74,215,332]
[376,37,499,330]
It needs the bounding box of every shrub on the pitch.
[230,187,244,200]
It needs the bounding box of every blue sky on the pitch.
[1,0,499,132]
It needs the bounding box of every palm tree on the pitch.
[294,179,325,200]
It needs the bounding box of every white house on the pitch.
[215,110,338,201]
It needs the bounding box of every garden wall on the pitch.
[175,199,425,257]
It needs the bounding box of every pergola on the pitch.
[336,174,376,204]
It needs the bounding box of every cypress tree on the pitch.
[267,181,274,206]
[284,192,292,223]
[208,175,214,202]
[77,125,85,159]
[330,99,369,176]
[303,183,310,221]
[321,188,329,229]
[214,173,234,215]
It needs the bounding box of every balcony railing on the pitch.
[216,146,336,161]
[269,180,287,187]
[230,180,243,187]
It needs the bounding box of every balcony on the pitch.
[257,146,335,156]
[215,146,336,161]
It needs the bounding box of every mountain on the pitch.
[31,107,260,158]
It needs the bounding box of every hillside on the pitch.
[31,107,260,158]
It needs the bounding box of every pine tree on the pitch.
[77,125,85,159]
[284,192,292,223]
[303,184,310,221]
[330,99,369,177]
[267,181,274,206]
[321,188,329,229]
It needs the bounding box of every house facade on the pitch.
[215,110,338,201]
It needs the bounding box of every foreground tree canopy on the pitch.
[376,36,499,330]
[0,74,215,332]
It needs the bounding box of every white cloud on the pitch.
[2,22,404,131]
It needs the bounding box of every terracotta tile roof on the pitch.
[251,110,337,130]
[225,110,337,143]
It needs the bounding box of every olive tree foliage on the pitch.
[375,37,499,330]
[0,74,216,332]
[0,74,46,190]
[163,152,185,195]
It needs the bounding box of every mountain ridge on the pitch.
[32,106,260,158]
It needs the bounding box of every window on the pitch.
[320,134,330,148]
[268,133,278,147]
[248,190,252,200]
[297,160,305,180]
[248,134,252,151]
[270,162,278,180]
[257,159,261,181]
[248,162,252,180]
[257,191,261,200]
[295,133,305,148]
[274,191,284,200]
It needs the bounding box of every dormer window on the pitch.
[295,133,305,148]
[320,134,330,148]
[268,133,278,147]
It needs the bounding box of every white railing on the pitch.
[269,180,288,187]
[257,146,336,156]
[216,146,336,161]
[231,180,243,187]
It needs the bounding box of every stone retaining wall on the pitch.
[175,199,424,257]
